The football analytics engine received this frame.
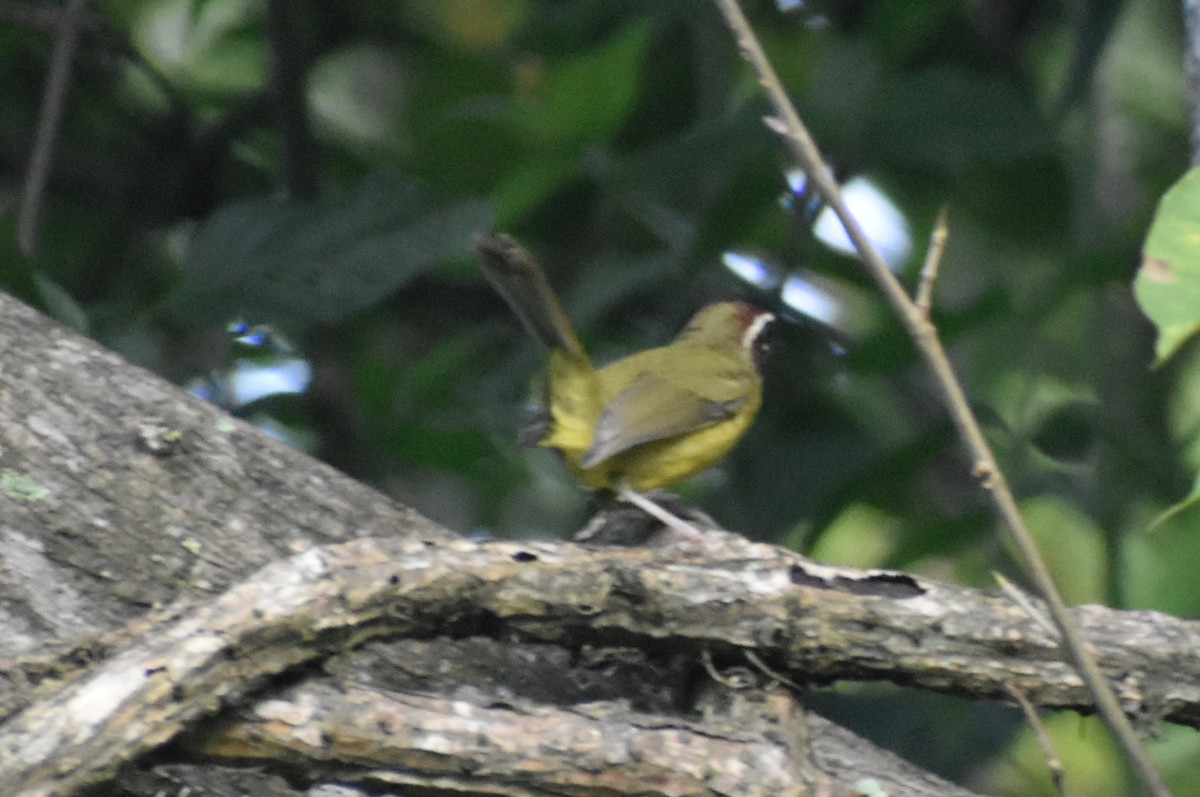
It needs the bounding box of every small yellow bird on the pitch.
[474,233,773,495]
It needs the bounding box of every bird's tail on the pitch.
[473,233,591,367]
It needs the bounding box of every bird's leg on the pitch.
[617,487,705,540]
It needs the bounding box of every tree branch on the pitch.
[188,639,985,797]
[915,206,950,317]
[18,0,90,258]
[3,528,1199,794]
[265,0,317,200]
[1181,0,1200,165]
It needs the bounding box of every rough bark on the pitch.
[3,289,1189,796]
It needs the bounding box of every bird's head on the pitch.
[677,301,775,370]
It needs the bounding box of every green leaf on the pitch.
[984,715,1129,797]
[1124,478,1200,615]
[1019,496,1105,604]
[1134,167,1200,364]
[491,154,582,226]
[32,273,89,334]
[174,175,493,325]
[515,22,651,146]
[806,503,899,568]
[309,45,408,154]
[1165,343,1200,473]
[134,0,266,95]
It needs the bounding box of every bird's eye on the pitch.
[746,313,775,371]
[752,332,771,369]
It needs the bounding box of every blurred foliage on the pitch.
[0,0,1196,792]
[1137,166,1200,364]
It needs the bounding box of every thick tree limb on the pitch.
[188,638,982,797]
[0,290,452,647]
[1,529,1198,794]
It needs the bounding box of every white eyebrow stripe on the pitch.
[742,311,774,352]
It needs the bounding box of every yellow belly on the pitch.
[577,406,757,491]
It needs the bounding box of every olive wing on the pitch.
[580,369,746,468]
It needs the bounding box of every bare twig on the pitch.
[18,0,90,258]
[265,0,317,200]
[710,2,1171,794]
[745,649,804,692]
[701,647,746,689]
[996,572,1058,636]
[1007,683,1067,797]
[0,1,99,32]
[915,206,949,317]
[1179,0,1200,165]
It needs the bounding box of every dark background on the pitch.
[1,1,1195,793]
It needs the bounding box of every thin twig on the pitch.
[710,2,1171,794]
[265,0,317,200]
[4,1,194,135]
[0,1,99,32]
[915,206,949,317]
[18,0,90,258]
[745,649,804,691]
[1006,683,1067,797]
[701,648,746,689]
[1187,1,1200,165]
[995,572,1058,637]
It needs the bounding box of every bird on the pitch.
[473,233,773,499]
